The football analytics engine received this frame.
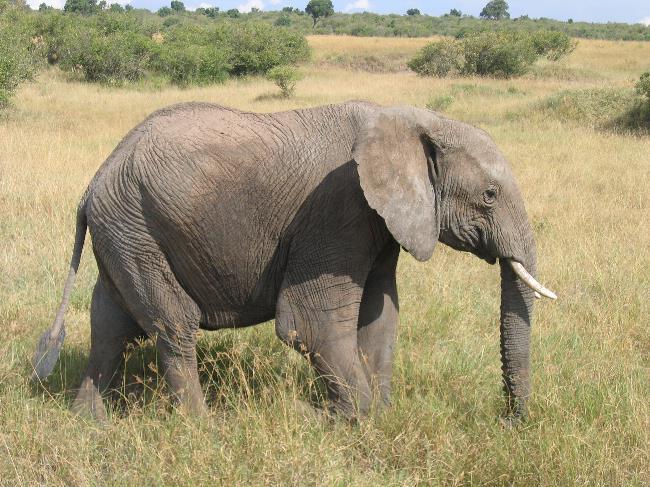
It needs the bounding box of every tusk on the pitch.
[508,260,557,300]
[534,291,541,299]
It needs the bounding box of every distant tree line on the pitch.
[5,0,648,41]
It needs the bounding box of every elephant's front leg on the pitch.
[276,270,372,420]
[357,241,400,409]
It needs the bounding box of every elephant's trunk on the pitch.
[499,255,536,421]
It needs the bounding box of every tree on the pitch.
[275,14,291,26]
[449,8,462,17]
[108,2,123,11]
[157,6,172,16]
[480,0,509,20]
[38,2,53,10]
[406,8,420,16]
[124,4,132,10]
[200,6,218,18]
[305,0,333,28]
[266,65,303,98]
[63,0,100,14]
[170,0,184,12]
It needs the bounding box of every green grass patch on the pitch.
[536,87,650,132]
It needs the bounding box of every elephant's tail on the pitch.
[30,191,89,382]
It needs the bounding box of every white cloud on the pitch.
[269,0,282,5]
[187,2,215,10]
[344,0,369,13]
[237,0,264,12]
[27,0,64,8]
[640,17,650,26]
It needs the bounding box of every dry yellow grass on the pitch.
[0,36,648,485]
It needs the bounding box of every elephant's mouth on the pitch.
[441,227,497,265]
[479,253,497,265]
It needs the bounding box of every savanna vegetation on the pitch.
[407,30,576,78]
[0,3,649,485]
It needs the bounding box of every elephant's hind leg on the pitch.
[72,276,142,422]
[94,242,206,417]
[126,267,206,417]
[152,321,205,417]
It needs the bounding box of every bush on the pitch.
[151,25,230,86]
[426,94,454,111]
[407,39,462,77]
[538,88,635,125]
[221,23,310,76]
[58,18,154,84]
[530,30,577,61]
[266,65,302,97]
[536,87,648,132]
[29,13,311,87]
[274,14,291,26]
[461,31,537,77]
[409,30,574,78]
[636,71,650,99]
[0,9,41,107]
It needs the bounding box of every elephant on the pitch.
[31,101,556,423]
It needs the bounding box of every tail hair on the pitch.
[31,194,88,382]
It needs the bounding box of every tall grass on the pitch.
[0,37,648,484]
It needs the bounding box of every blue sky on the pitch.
[29,0,650,25]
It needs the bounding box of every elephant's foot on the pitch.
[499,401,528,429]
[71,377,109,423]
[499,414,525,429]
[292,398,330,422]
[174,386,208,418]
[159,354,207,418]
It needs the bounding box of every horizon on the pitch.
[26,0,650,26]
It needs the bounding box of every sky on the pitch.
[27,0,650,26]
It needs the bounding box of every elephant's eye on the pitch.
[483,188,497,205]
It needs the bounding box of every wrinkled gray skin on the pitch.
[32,101,539,423]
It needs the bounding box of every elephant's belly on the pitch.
[198,306,276,331]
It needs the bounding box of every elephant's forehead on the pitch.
[466,148,510,182]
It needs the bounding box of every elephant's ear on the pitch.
[353,107,440,262]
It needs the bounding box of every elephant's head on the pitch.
[353,106,556,421]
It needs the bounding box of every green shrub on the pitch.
[151,25,230,86]
[29,13,310,87]
[461,31,538,78]
[266,65,302,97]
[407,38,462,77]
[620,71,650,131]
[64,0,102,15]
[221,23,310,76]
[0,9,41,107]
[536,87,650,132]
[530,30,577,61]
[274,14,291,27]
[426,94,454,111]
[409,31,574,79]
[635,71,650,99]
[60,28,154,84]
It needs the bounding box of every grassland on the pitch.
[1,36,648,485]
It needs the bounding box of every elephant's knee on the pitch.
[275,310,309,352]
